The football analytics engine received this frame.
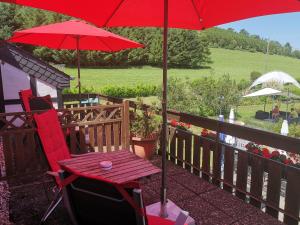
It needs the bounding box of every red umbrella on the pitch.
[4,0,300,218]
[2,0,300,29]
[8,20,143,97]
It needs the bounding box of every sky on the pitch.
[219,12,300,50]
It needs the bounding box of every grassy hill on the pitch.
[65,48,300,89]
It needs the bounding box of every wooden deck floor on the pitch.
[5,155,284,225]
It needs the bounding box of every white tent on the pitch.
[243,88,281,98]
[250,71,300,89]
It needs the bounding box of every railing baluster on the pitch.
[177,130,184,167]
[193,134,201,176]
[212,142,221,185]
[201,138,211,181]
[169,128,176,163]
[236,150,248,200]
[97,125,104,152]
[184,132,192,172]
[105,124,112,152]
[266,160,282,219]
[223,145,235,193]
[284,166,300,225]
[249,155,264,208]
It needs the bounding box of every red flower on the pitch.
[186,123,191,129]
[253,148,260,154]
[271,151,280,158]
[201,129,209,137]
[170,119,177,127]
[284,158,293,165]
[262,148,271,158]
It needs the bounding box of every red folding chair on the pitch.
[19,89,33,112]
[34,109,71,223]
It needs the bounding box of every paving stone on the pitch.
[177,196,234,225]
[231,208,283,225]
[170,171,217,194]
[200,189,258,220]
[143,178,197,203]
[3,157,286,225]
[150,156,187,176]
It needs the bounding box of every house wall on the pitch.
[1,62,31,100]
[36,79,58,108]
[0,62,59,116]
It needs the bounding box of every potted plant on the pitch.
[130,98,161,160]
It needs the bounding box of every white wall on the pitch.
[36,79,57,98]
[1,63,30,100]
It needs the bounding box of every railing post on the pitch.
[122,100,130,150]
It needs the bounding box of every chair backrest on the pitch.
[19,89,33,112]
[34,109,71,174]
[29,95,54,111]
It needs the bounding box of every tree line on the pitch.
[0,3,211,68]
[203,27,300,59]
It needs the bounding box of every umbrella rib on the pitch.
[57,34,70,49]
[103,0,126,27]
[190,0,204,29]
[8,32,34,42]
[96,37,114,52]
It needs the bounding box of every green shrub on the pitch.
[160,75,241,117]
[63,85,158,98]
[100,85,158,98]
[250,71,262,82]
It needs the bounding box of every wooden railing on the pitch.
[0,101,129,180]
[63,93,300,225]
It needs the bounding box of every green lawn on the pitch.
[64,48,300,89]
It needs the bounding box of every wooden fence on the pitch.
[64,93,300,225]
[0,101,130,180]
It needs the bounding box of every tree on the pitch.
[0,3,20,40]
[240,29,249,36]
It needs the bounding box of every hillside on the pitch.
[65,48,300,89]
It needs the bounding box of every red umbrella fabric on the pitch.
[2,0,300,29]
[8,20,143,51]
[8,20,143,96]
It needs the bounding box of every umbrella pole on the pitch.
[286,88,290,120]
[76,37,81,103]
[160,0,169,218]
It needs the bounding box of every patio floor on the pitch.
[2,155,283,225]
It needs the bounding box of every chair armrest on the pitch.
[46,171,59,177]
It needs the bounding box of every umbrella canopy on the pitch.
[8,20,143,51]
[8,20,143,96]
[243,88,281,98]
[250,71,300,89]
[2,0,300,29]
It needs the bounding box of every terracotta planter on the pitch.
[131,136,158,160]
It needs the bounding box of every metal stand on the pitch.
[40,189,62,224]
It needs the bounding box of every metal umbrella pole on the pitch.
[76,36,81,103]
[286,88,290,120]
[160,0,169,218]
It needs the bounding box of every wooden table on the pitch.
[58,150,161,184]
